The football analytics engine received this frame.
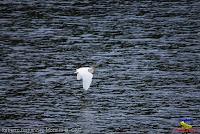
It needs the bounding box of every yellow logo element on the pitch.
[180,121,192,129]
[171,119,200,133]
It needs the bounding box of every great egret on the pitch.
[75,66,95,90]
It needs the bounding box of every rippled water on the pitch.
[0,0,200,133]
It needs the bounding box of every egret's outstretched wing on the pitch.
[82,72,93,90]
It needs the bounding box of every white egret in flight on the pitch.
[75,66,95,90]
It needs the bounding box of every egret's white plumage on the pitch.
[75,67,94,90]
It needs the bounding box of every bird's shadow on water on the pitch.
[74,89,94,102]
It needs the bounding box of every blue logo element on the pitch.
[179,118,193,124]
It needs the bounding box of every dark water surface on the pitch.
[0,0,200,133]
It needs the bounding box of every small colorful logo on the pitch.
[171,118,200,134]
